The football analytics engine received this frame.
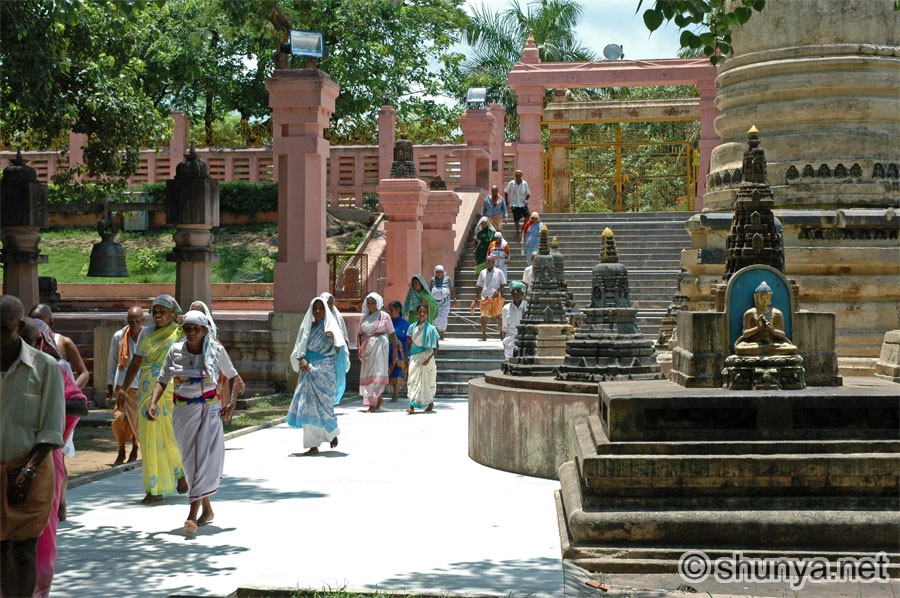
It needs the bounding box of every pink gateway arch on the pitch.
[508,35,718,212]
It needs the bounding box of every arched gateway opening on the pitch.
[508,36,718,212]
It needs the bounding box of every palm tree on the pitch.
[460,0,596,135]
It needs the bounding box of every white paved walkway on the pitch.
[52,397,564,597]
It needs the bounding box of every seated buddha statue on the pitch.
[734,281,798,356]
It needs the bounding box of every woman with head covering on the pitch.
[288,297,344,453]
[488,231,511,279]
[429,265,456,341]
[22,318,88,598]
[319,292,350,405]
[386,300,409,402]
[406,304,440,415]
[116,294,187,503]
[357,292,398,413]
[147,310,240,534]
[403,274,438,325]
[523,212,542,266]
[473,216,496,276]
[189,300,245,424]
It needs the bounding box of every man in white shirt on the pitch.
[504,169,531,239]
[470,256,507,341]
[502,281,527,359]
[107,306,144,465]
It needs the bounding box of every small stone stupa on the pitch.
[388,136,417,179]
[549,236,581,327]
[503,226,574,376]
[557,228,659,382]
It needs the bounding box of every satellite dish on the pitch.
[603,44,624,60]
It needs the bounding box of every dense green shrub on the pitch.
[141,181,277,215]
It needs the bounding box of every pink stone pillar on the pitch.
[378,106,397,181]
[421,189,462,279]
[488,104,506,190]
[266,69,340,312]
[379,179,427,304]
[68,132,88,180]
[696,79,718,210]
[510,35,545,211]
[170,111,189,178]
[458,109,496,191]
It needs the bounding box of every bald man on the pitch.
[27,304,89,389]
[107,306,144,465]
[1,295,65,597]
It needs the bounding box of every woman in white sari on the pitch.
[357,292,398,413]
[406,304,440,414]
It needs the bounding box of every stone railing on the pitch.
[0,143,520,208]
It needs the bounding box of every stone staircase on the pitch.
[447,211,695,341]
[431,339,504,397]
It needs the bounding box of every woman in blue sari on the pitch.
[288,297,344,455]
[523,212,542,266]
[406,304,440,414]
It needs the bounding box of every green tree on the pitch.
[458,0,596,135]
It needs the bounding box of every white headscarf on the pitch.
[290,297,346,373]
[182,309,217,374]
[361,292,384,320]
[319,291,348,343]
[189,300,218,339]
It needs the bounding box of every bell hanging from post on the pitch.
[87,206,129,277]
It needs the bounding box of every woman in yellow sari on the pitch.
[117,294,186,503]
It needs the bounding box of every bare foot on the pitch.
[304,447,320,455]
[177,477,188,495]
[330,436,339,449]
[424,402,434,412]
[127,448,139,463]
[375,396,384,410]
[184,519,198,534]
[365,406,378,413]
[141,493,163,505]
[390,396,398,403]
[113,448,126,466]
[197,511,215,526]
[58,503,67,521]
[407,406,415,415]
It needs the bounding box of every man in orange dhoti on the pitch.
[470,256,507,342]
[108,306,144,465]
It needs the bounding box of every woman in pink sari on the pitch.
[23,318,88,597]
[357,292,399,413]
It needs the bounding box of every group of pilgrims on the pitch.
[289,282,443,456]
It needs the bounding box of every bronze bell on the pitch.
[87,215,129,277]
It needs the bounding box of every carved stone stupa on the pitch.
[388,136,417,179]
[557,228,659,382]
[503,226,574,376]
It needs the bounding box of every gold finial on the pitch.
[602,227,614,237]
[551,236,559,248]
[748,125,759,139]
[541,224,548,233]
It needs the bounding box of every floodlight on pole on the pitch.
[280,30,326,67]
[465,87,488,108]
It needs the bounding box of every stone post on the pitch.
[513,35,545,211]
[695,78,716,208]
[378,105,397,181]
[0,152,48,308]
[68,132,88,181]
[379,178,428,304]
[169,111,189,178]
[457,108,495,191]
[421,179,462,278]
[488,103,506,190]
[266,69,339,312]
[165,147,219,308]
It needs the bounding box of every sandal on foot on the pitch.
[141,494,163,505]
[184,520,198,534]
[330,437,339,449]
[197,513,214,526]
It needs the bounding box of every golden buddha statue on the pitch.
[734,281,798,356]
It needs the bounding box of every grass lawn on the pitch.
[39,224,278,284]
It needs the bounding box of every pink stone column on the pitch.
[488,104,506,190]
[68,132,88,181]
[266,69,340,312]
[510,35,545,211]
[421,190,462,278]
[170,111,189,178]
[458,109,496,191]
[378,106,397,181]
[696,79,718,210]
[378,179,427,304]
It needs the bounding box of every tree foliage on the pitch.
[637,0,766,64]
